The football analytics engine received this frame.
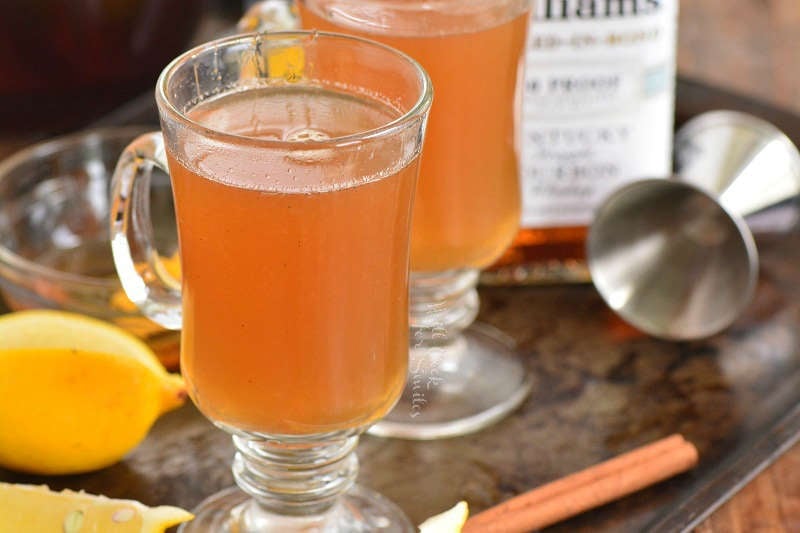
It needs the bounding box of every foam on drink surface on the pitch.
[181,85,402,193]
[301,0,526,37]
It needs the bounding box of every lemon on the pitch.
[0,482,193,533]
[419,501,469,533]
[0,310,186,475]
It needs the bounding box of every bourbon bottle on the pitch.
[485,0,679,284]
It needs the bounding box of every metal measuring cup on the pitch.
[587,110,800,340]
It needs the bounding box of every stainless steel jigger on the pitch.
[588,111,800,340]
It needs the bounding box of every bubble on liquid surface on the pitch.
[285,127,335,163]
[285,127,330,143]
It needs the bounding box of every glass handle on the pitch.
[110,132,182,330]
[238,0,300,32]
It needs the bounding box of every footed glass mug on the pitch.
[297,0,532,439]
[110,31,431,532]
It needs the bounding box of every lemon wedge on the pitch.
[0,310,186,475]
[419,501,469,533]
[0,482,193,533]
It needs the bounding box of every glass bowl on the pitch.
[0,127,180,368]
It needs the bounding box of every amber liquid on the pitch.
[167,86,416,434]
[299,3,528,272]
[487,226,589,283]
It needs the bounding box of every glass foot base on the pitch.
[179,485,414,532]
[369,322,531,440]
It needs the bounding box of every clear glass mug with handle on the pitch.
[110,30,431,532]
[242,0,533,440]
[293,0,533,439]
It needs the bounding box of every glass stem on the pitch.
[410,268,479,345]
[231,429,360,528]
[406,269,479,419]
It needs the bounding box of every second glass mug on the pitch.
[295,0,533,438]
[110,31,431,532]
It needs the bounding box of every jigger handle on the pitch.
[110,132,183,330]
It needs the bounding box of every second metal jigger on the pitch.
[587,111,800,340]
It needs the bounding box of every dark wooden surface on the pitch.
[679,2,800,531]
[2,2,800,531]
[678,0,800,117]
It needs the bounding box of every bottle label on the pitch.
[520,0,678,228]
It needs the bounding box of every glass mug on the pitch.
[296,0,533,439]
[110,31,431,532]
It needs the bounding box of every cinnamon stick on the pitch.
[462,434,699,533]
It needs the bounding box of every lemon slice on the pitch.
[0,310,186,475]
[0,482,193,533]
[419,501,469,533]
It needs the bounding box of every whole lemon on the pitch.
[0,310,186,475]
